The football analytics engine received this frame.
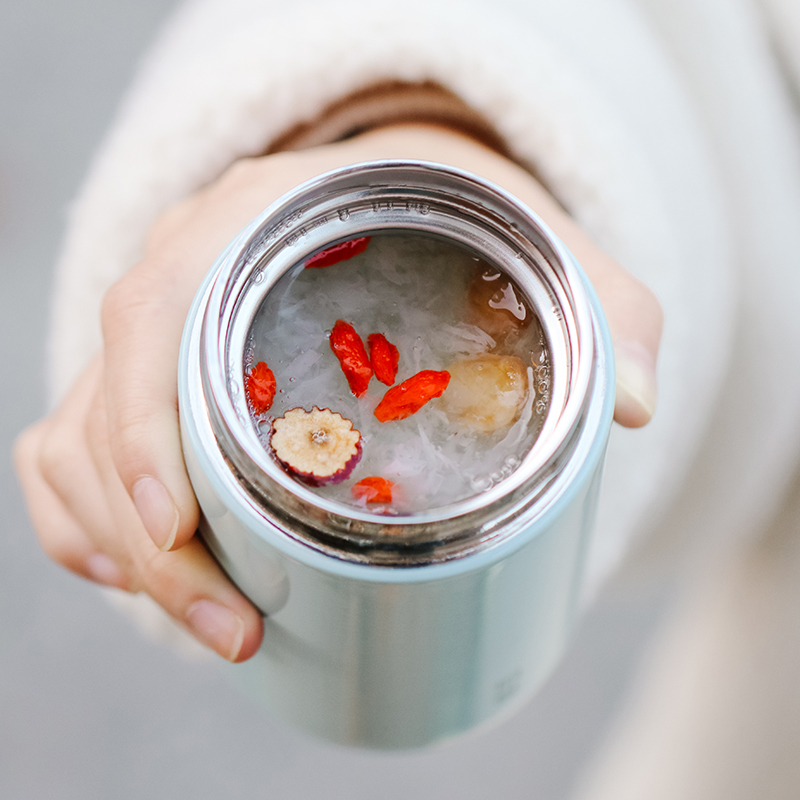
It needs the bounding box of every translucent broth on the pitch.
[244,231,550,515]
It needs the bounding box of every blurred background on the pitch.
[0,2,670,797]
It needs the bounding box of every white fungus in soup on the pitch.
[243,231,551,514]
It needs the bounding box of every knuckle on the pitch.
[134,547,181,607]
[35,525,82,573]
[100,273,141,336]
[147,202,190,247]
[145,193,206,254]
[100,267,166,344]
[218,156,259,188]
[114,414,151,455]
[37,425,75,489]
[13,423,42,474]
[105,411,155,480]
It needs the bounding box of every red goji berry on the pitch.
[352,476,394,504]
[367,333,399,386]
[245,361,276,413]
[329,319,373,398]
[304,236,371,269]
[374,370,451,422]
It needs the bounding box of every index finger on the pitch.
[99,163,296,551]
[101,256,203,551]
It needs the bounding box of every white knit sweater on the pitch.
[49,0,800,641]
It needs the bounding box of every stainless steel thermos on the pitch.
[178,161,614,748]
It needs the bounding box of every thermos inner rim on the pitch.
[196,161,600,564]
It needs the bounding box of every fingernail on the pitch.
[132,476,180,551]
[86,553,127,589]
[186,600,246,662]
[614,340,658,427]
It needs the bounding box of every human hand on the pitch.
[14,123,662,661]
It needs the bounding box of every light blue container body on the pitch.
[179,256,613,750]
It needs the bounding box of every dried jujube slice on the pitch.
[245,361,276,413]
[271,407,362,486]
[330,319,373,397]
[374,370,451,422]
[352,476,394,504]
[367,333,399,386]
[304,236,371,269]
[440,354,529,433]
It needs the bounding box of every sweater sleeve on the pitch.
[47,0,800,613]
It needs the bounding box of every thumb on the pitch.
[573,251,662,429]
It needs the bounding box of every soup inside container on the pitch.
[244,231,552,518]
[203,161,594,565]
